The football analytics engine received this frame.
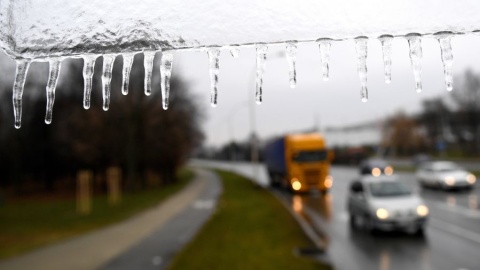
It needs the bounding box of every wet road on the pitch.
[194,160,480,270]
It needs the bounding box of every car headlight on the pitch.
[371,167,381,177]
[416,205,429,217]
[324,175,333,188]
[376,208,389,219]
[466,174,477,185]
[384,166,394,176]
[444,176,455,186]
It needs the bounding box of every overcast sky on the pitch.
[173,34,480,147]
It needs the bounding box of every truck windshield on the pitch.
[368,181,411,197]
[292,150,327,162]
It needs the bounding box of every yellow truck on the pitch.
[264,133,333,193]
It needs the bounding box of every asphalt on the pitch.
[0,167,221,270]
[197,160,480,270]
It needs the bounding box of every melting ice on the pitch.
[12,60,31,129]
[45,59,62,124]
[285,41,297,88]
[317,38,332,81]
[5,33,459,128]
[121,53,135,95]
[406,33,423,93]
[143,51,156,96]
[101,55,116,111]
[207,48,221,107]
[160,51,174,110]
[435,32,454,91]
[255,44,268,104]
[82,56,97,109]
[354,37,369,102]
[379,35,393,84]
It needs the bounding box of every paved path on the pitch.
[0,167,221,270]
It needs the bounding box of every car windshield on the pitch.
[433,162,462,172]
[368,181,411,197]
[292,150,327,162]
[365,159,388,168]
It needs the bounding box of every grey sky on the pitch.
[174,34,480,147]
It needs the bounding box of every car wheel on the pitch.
[349,213,357,229]
[364,216,377,235]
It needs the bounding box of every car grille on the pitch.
[304,169,320,185]
[392,209,416,219]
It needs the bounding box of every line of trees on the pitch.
[0,53,204,194]
[383,68,480,157]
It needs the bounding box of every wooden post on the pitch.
[77,170,92,215]
[107,167,122,205]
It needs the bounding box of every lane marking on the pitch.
[428,201,480,219]
[430,217,480,246]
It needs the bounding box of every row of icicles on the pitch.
[10,32,453,129]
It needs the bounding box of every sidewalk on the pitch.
[0,168,221,270]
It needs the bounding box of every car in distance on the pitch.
[416,161,477,190]
[347,175,429,234]
[359,158,394,176]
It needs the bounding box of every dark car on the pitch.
[359,158,394,176]
[411,154,431,167]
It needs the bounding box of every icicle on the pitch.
[121,53,135,95]
[101,55,115,111]
[435,32,454,91]
[207,48,221,107]
[354,37,368,102]
[406,33,423,93]
[255,44,268,104]
[379,35,393,84]
[12,59,31,129]
[160,51,174,110]
[45,59,62,124]
[82,56,97,109]
[317,38,332,81]
[143,51,156,96]
[230,46,240,58]
[285,41,297,88]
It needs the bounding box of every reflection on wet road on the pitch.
[194,161,480,270]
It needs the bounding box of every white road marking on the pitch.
[192,200,214,210]
[430,217,480,245]
[428,201,480,219]
[152,256,162,266]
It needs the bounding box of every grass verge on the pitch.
[0,168,193,259]
[168,170,331,270]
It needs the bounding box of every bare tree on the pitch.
[451,69,480,153]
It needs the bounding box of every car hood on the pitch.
[369,196,423,211]
[434,170,469,179]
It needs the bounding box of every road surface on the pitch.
[194,160,480,270]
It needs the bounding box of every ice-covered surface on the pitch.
[0,0,478,128]
[1,0,480,59]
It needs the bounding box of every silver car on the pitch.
[416,161,476,190]
[347,175,429,234]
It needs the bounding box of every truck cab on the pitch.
[285,134,332,193]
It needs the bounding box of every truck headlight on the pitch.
[325,175,333,188]
[376,208,389,219]
[416,205,429,216]
[466,174,476,184]
[444,176,455,186]
[291,178,302,191]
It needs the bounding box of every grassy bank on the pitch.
[169,170,330,270]
[0,169,193,259]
